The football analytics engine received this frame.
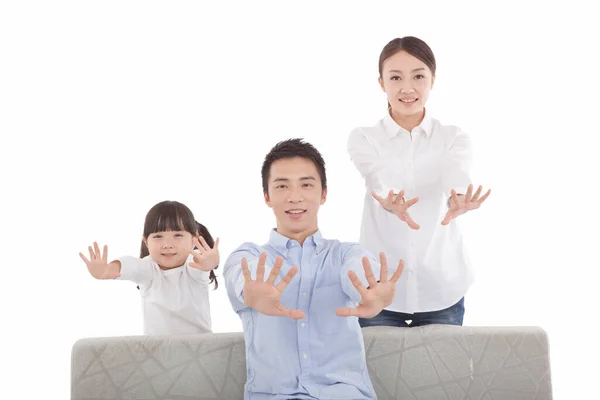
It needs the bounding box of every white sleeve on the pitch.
[115,256,154,285]
[442,129,473,197]
[347,129,388,191]
[186,255,211,284]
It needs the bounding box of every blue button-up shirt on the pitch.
[224,229,381,400]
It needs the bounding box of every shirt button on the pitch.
[302,353,308,359]
[300,322,306,328]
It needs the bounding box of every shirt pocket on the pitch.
[311,283,351,335]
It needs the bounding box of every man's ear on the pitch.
[264,191,272,207]
[320,187,328,205]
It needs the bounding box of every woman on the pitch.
[348,36,491,327]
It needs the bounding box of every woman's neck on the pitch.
[389,108,425,133]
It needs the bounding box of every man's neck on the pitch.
[276,226,318,245]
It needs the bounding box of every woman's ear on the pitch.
[378,76,385,92]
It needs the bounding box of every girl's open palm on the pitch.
[189,236,220,271]
[79,242,119,279]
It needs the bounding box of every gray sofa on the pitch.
[71,325,552,399]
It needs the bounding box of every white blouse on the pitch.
[348,111,474,313]
[117,254,212,335]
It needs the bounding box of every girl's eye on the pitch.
[415,74,425,79]
[391,76,401,81]
[152,235,162,239]
[174,234,183,237]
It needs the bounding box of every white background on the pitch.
[1,1,598,398]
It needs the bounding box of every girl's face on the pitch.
[144,230,194,269]
[379,50,435,118]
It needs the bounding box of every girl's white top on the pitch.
[117,255,212,335]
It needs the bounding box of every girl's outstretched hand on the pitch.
[189,236,220,271]
[79,242,121,279]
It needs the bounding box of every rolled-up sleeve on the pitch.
[442,129,473,197]
[339,244,381,303]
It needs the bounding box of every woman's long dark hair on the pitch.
[139,201,218,289]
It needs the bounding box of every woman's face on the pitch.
[379,50,435,118]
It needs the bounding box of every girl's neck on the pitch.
[389,107,425,133]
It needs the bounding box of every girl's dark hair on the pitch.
[378,36,436,78]
[139,201,218,289]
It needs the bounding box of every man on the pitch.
[224,139,404,400]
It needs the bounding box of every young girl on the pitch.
[79,200,219,335]
[348,36,491,327]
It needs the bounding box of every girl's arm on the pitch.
[80,243,153,284]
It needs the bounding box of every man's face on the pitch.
[264,157,327,242]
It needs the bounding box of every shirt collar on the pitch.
[268,228,325,256]
[383,108,433,139]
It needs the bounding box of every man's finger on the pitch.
[256,252,267,282]
[335,307,358,317]
[348,270,368,297]
[376,253,387,282]
[266,256,284,285]
[362,256,378,288]
[241,257,252,281]
[390,259,405,283]
[275,266,298,292]
[278,306,306,320]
